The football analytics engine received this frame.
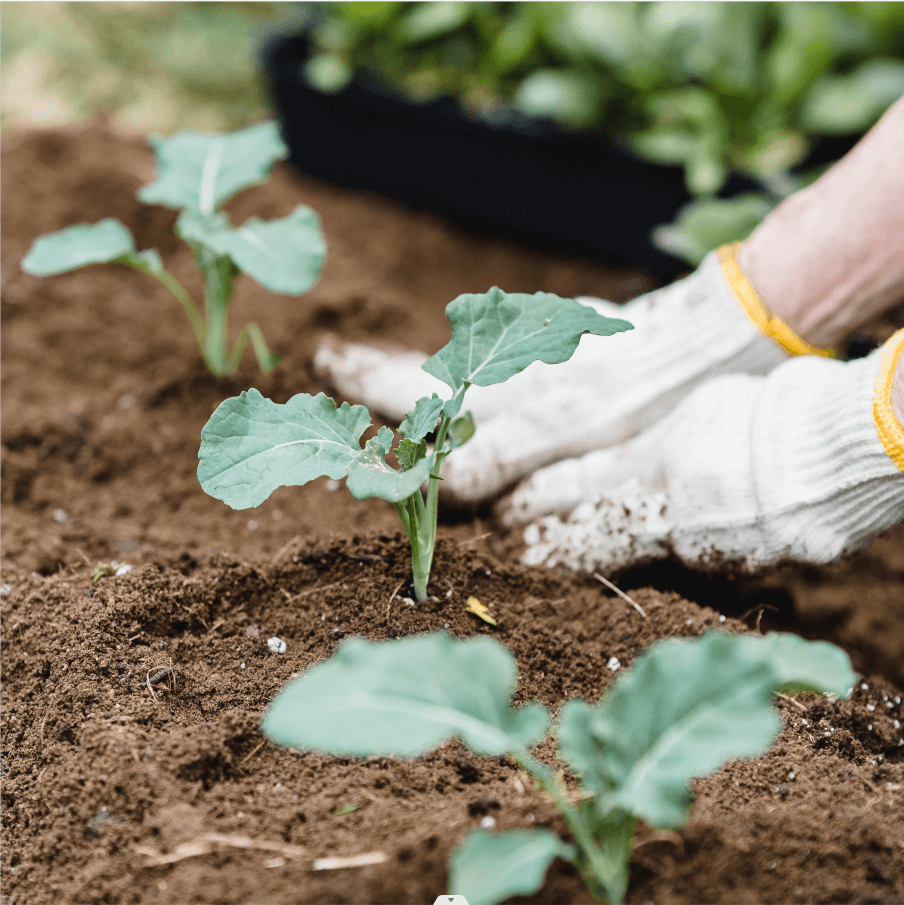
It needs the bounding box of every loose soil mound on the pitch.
[3,121,904,904]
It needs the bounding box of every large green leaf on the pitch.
[262,633,549,757]
[557,631,854,829]
[138,121,287,214]
[177,206,325,295]
[21,219,136,275]
[198,389,371,509]
[423,287,632,393]
[448,829,574,905]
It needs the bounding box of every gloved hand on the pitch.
[501,330,904,574]
[315,252,790,505]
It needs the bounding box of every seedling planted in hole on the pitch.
[22,121,325,376]
[197,287,632,600]
[261,629,855,905]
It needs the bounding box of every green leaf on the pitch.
[261,632,549,757]
[124,248,165,274]
[198,389,372,509]
[397,1,470,44]
[346,437,432,502]
[22,219,136,275]
[448,412,475,449]
[399,394,445,442]
[177,206,325,295]
[423,287,632,393]
[138,121,287,214]
[375,425,395,453]
[449,829,574,905]
[512,69,604,129]
[799,74,884,136]
[653,194,775,266]
[396,437,428,470]
[556,631,854,829]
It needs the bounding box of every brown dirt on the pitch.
[2,120,903,905]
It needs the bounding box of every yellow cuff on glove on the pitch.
[873,327,904,472]
[718,242,836,359]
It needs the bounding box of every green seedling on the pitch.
[21,121,326,376]
[197,287,632,600]
[91,562,115,583]
[261,629,855,905]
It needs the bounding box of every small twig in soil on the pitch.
[739,603,779,634]
[457,532,492,547]
[283,580,344,603]
[593,573,647,618]
[385,579,405,620]
[73,547,92,565]
[271,534,302,565]
[204,618,225,636]
[145,665,176,700]
[136,833,387,872]
[238,739,267,767]
[776,692,809,712]
[312,851,389,871]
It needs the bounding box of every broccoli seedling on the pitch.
[197,287,632,600]
[260,629,855,905]
[21,121,325,377]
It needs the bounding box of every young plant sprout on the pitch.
[260,629,855,905]
[197,287,632,600]
[21,121,325,376]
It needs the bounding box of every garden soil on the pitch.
[2,120,904,905]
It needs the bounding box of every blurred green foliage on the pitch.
[1,2,304,133]
[305,1,904,262]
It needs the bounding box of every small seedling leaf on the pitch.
[556,631,855,828]
[346,437,432,502]
[423,287,633,393]
[396,437,428,470]
[448,412,476,449]
[400,394,445,442]
[198,389,372,509]
[375,425,395,453]
[138,121,287,214]
[177,206,325,295]
[448,829,575,905]
[22,219,136,275]
[261,633,549,757]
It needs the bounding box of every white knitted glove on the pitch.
[503,331,904,573]
[315,252,790,504]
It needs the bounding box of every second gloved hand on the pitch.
[501,334,904,574]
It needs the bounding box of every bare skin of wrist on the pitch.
[738,96,904,350]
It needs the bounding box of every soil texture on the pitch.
[3,121,904,905]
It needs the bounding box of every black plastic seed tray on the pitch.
[261,32,849,278]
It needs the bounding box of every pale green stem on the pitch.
[227,323,280,374]
[136,264,205,350]
[515,751,631,904]
[200,250,232,375]
[407,495,429,601]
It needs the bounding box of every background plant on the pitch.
[303,1,904,262]
[261,629,855,904]
[21,121,326,377]
[197,287,631,600]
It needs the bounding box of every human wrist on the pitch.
[736,99,904,349]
